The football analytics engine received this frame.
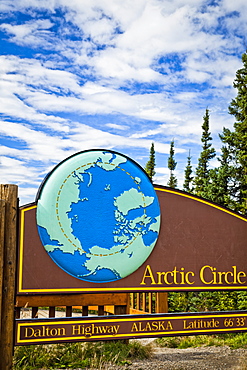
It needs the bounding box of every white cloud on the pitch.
[105,123,129,130]
[0,19,53,45]
[0,0,246,204]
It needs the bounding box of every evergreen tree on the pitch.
[167,140,177,188]
[193,108,216,198]
[183,150,193,193]
[219,51,247,214]
[145,142,156,182]
[205,146,233,207]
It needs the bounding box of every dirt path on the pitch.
[121,345,247,370]
[86,343,247,370]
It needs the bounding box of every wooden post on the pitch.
[32,307,38,318]
[49,306,56,318]
[0,184,18,370]
[98,305,104,316]
[82,306,88,316]
[114,295,129,344]
[66,306,72,317]
[0,200,6,336]
[114,294,129,315]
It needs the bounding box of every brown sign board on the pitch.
[15,310,247,345]
[17,186,247,294]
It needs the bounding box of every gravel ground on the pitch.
[56,342,247,370]
[107,345,247,370]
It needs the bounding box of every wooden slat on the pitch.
[114,293,130,315]
[130,293,134,308]
[129,292,168,315]
[142,293,145,311]
[49,306,55,317]
[136,293,140,310]
[66,306,72,317]
[156,292,168,313]
[98,305,104,316]
[15,307,21,319]
[82,306,88,316]
[15,293,129,307]
[32,307,38,318]
[148,292,152,313]
[114,305,127,315]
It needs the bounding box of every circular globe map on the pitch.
[36,150,161,283]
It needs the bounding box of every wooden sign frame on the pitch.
[1,175,247,368]
[17,186,247,294]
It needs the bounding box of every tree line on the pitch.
[145,51,247,216]
[144,51,247,311]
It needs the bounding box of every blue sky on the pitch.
[0,0,246,205]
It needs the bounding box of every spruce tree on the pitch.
[183,150,193,193]
[205,146,233,207]
[167,140,177,188]
[193,108,216,198]
[219,51,247,214]
[145,142,156,183]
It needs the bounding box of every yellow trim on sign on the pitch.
[18,285,247,293]
[18,205,37,293]
[16,312,247,344]
[17,326,247,344]
[17,327,247,344]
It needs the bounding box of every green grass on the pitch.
[156,332,247,349]
[13,333,247,368]
[13,340,153,369]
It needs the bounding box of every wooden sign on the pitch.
[17,185,247,294]
[16,310,247,345]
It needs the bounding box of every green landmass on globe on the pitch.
[36,150,161,283]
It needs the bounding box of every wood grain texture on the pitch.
[15,293,129,307]
[0,200,6,336]
[0,185,18,370]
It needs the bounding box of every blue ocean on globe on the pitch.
[37,150,160,283]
